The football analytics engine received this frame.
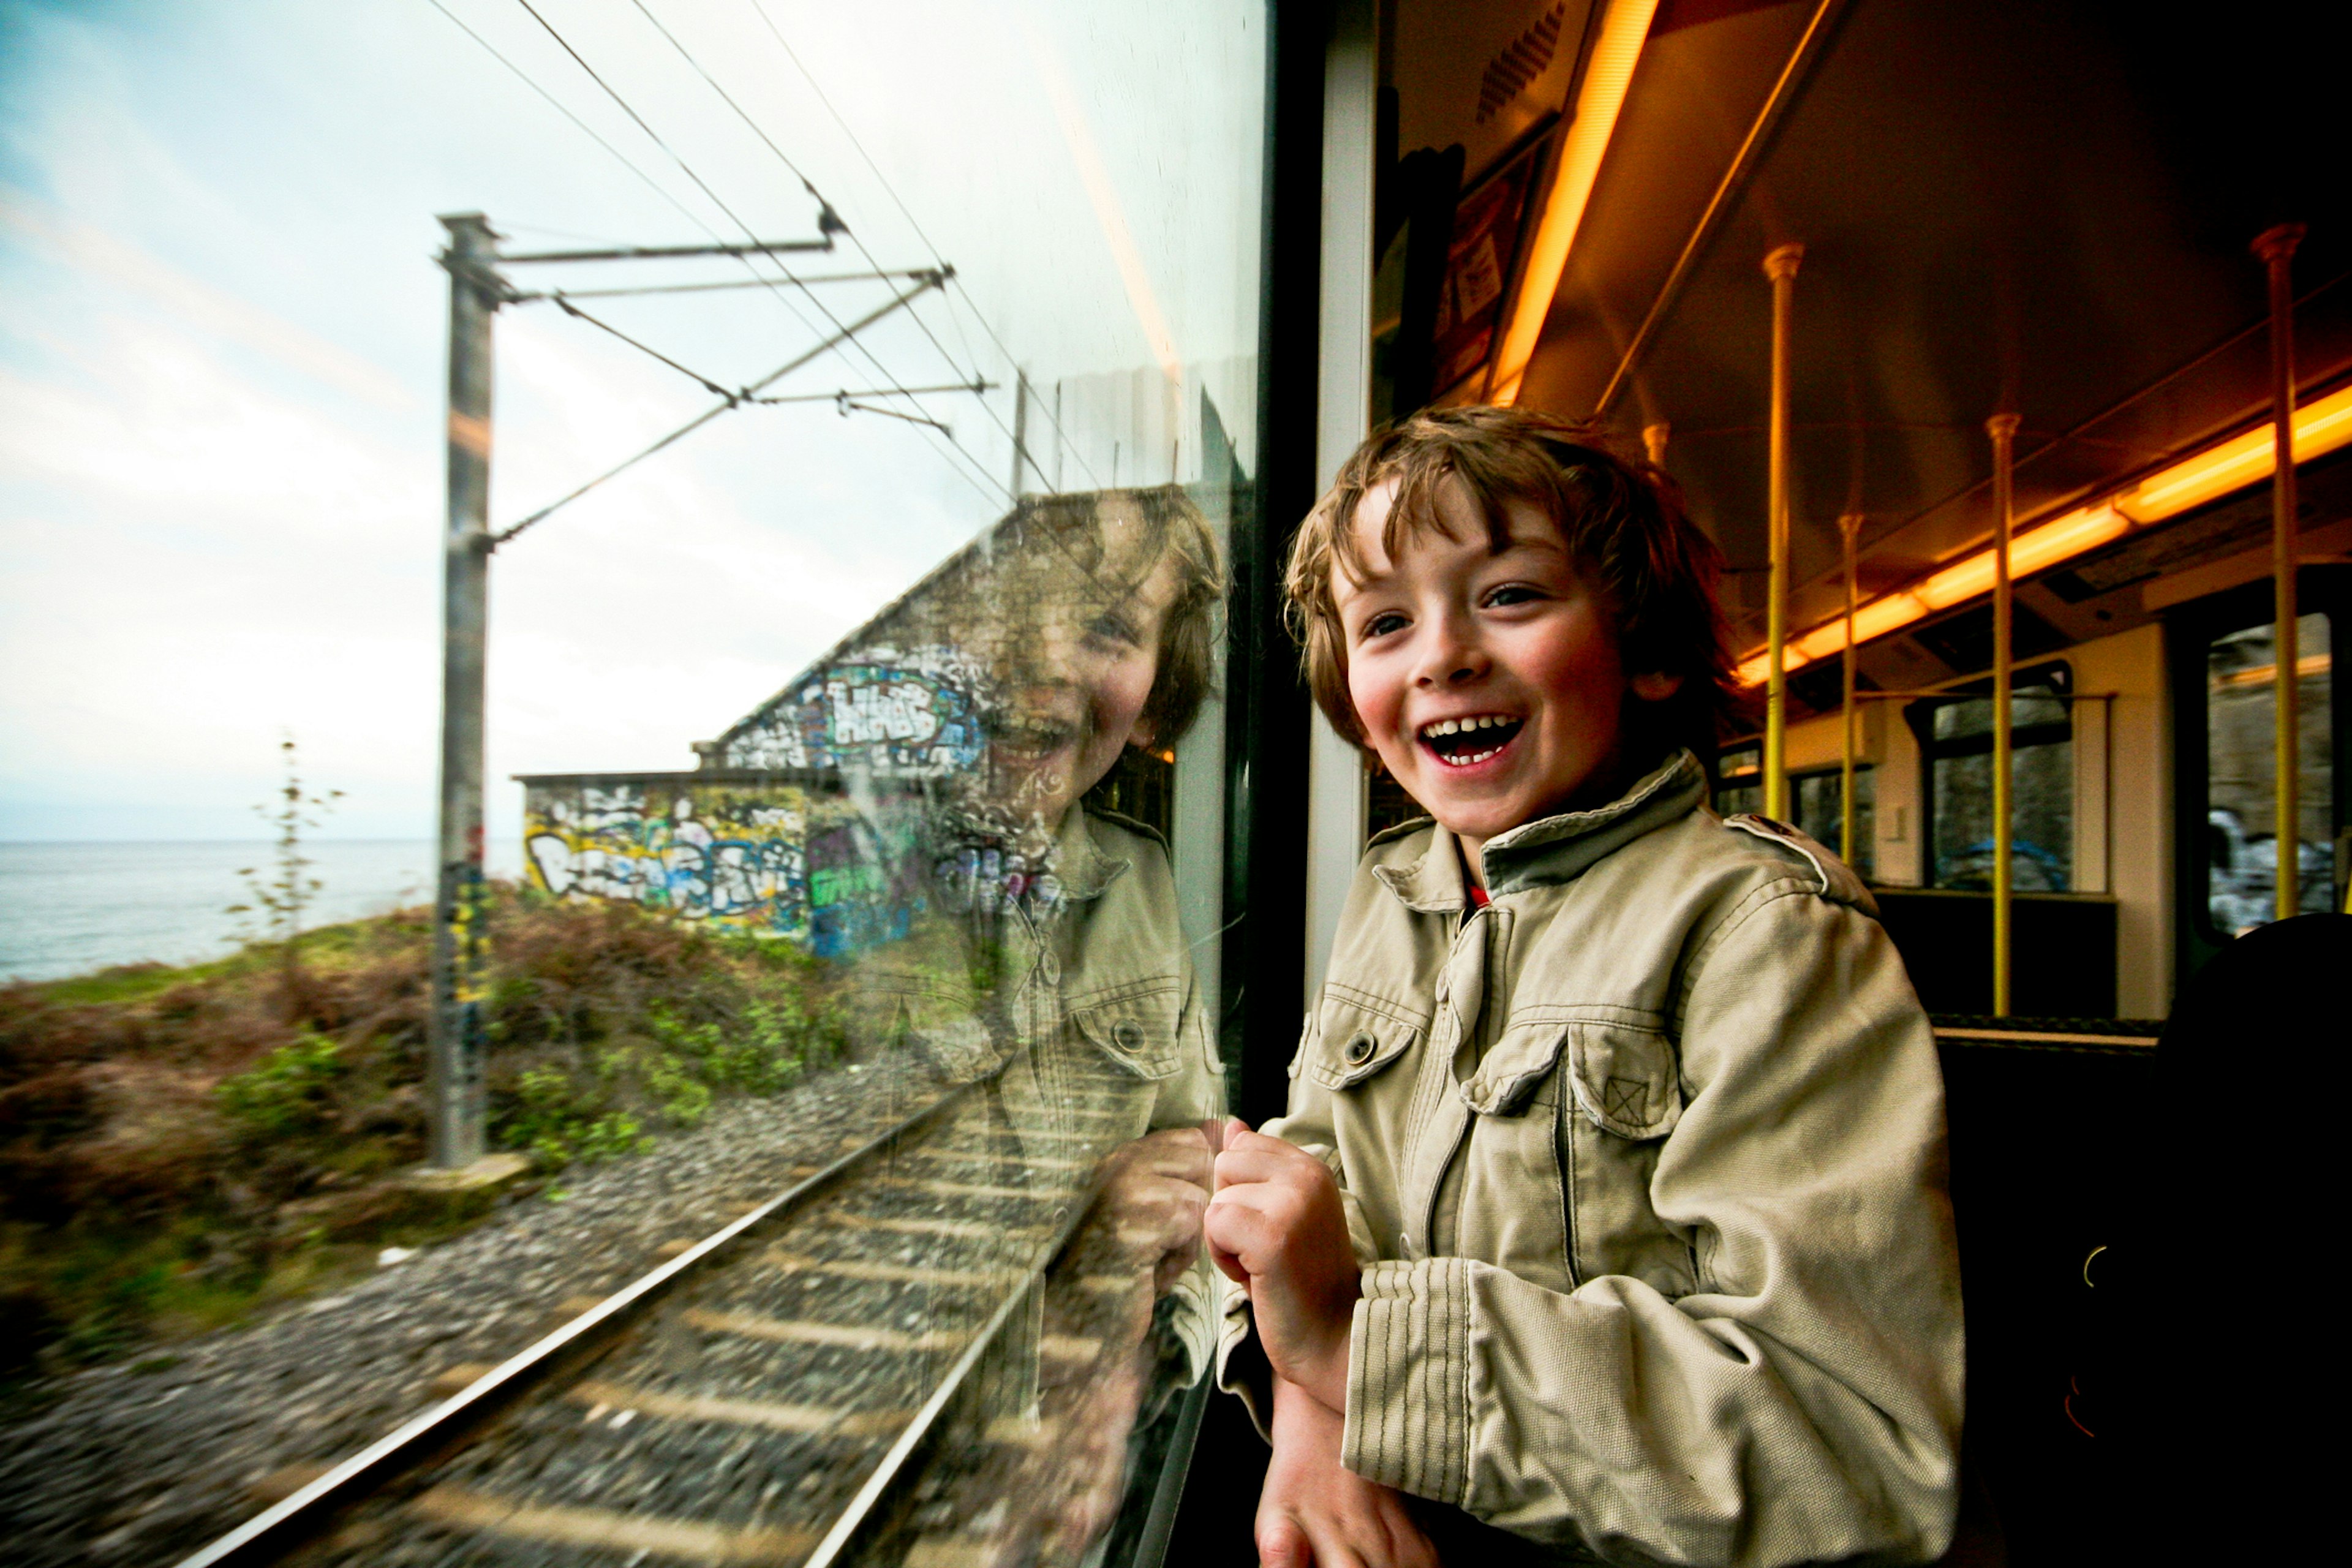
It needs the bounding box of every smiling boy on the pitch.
[1205,409,1963,1567]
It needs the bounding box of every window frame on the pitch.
[1905,660,2076,892]
[2165,565,2351,989]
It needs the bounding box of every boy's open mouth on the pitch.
[1417,713,1523,768]
[990,722,1077,761]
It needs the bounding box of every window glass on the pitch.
[1711,751,1871,877]
[7,1,1264,1559]
[1792,768,1874,880]
[1915,669,2074,891]
[1714,744,1763,819]
[2205,612,2335,934]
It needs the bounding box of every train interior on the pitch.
[1169,1,2345,1562]
[57,3,2341,1565]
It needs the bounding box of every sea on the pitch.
[0,840,526,984]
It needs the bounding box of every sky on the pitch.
[0,0,1264,842]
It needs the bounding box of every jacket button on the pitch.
[1110,1020,1144,1052]
[1343,1033,1377,1065]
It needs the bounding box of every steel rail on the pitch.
[798,1165,1116,1568]
[171,1078,983,1568]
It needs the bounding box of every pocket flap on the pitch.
[1567,1023,1683,1139]
[1460,1020,1567,1116]
[1071,990,1183,1080]
[1303,996,1423,1091]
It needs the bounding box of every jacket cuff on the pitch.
[1343,1257,1472,1506]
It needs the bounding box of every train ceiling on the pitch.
[1389,0,2347,676]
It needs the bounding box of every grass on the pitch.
[0,888,845,1399]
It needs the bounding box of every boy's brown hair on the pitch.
[1283,405,1745,765]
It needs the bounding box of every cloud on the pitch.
[0,184,412,413]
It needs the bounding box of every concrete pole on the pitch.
[1009,370,1031,500]
[1838,511,1863,867]
[1763,243,1803,823]
[1986,412,2020,1017]
[2254,223,2304,922]
[431,213,500,1169]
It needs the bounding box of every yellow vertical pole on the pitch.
[2254,223,2304,923]
[1986,413,2019,1017]
[1839,512,1863,867]
[1643,421,1671,469]
[1763,243,1803,823]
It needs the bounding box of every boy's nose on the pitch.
[1412,614,1489,687]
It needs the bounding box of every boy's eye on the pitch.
[1087,611,1142,646]
[1484,584,1544,608]
[1360,611,1408,640]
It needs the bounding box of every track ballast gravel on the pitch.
[0,1060,930,1568]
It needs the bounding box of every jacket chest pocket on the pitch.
[1302,991,1425,1093]
[1559,1022,1695,1297]
[1070,987,1184,1081]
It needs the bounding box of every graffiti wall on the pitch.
[521,777,925,959]
[717,650,986,777]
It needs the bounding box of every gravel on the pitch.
[0,1058,933,1568]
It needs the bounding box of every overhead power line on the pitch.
[622,0,994,491]
[742,0,1102,489]
[495,271,950,547]
[424,0,721,244]
[497,0,1014,511]
[511,268,933,301]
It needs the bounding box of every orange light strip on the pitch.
[1488,0,1659,407]
[2215,652,2333,688]
[1735,382,2352,685]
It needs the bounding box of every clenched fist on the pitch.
[1205,1125,1360,1413]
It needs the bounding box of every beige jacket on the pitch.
[848,805,1227,1377]
[1221,752,1962,1566]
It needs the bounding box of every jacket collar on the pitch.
[1371,750,1707,913]
[1054,806,1131,901]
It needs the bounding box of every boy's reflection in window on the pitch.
[843,488,1226,1555]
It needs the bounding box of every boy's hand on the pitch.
[1205,1127,1360,1413]
[1091,1126,1214,1297]
[1257,1374,1437,1568]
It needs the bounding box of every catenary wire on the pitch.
[423,0,728,244]
[621,0,998,486]
[744,0,1104,489]
[504,0,1016,511]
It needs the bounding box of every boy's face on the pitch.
[978,526,1177,835]
[1334,478,1672,859]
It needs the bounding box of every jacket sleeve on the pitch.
[1341,884,1965,1567]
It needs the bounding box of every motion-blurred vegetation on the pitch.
[0,889,844,1397]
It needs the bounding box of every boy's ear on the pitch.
[1630,670,1683,702]
[1125,712,1158,750]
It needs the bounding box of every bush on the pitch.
[0,889,850,1373]
[215,1034,343,1137]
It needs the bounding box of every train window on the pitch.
[2204,612,2335,933]
[1714,744,1764,817]
[1910,664,2075,892]
[1713,747,1874,878]
[1791,768,1875,880]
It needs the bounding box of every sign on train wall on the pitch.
[521,778,923,959]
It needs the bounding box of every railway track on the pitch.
[175,1052,1189,1568]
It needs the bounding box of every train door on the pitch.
[2168,566,2350,985]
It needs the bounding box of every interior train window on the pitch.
[1709,748,1872,876]
[1909,663,2075,892]
[2202,611,2335,933]
[1714,744,1763,816]
[1790,767,1875,880]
